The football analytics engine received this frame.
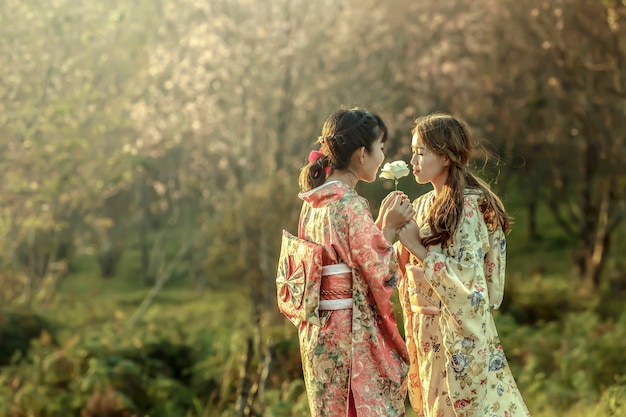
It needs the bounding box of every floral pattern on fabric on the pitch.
[276,230,324,326]
[397,190,531,417]
[296,181,409,417]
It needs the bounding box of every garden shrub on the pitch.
[0,308,56,365]
[600,379,626,417]
[0,321,208,417]
[268,335,303,387]
[82,388,139,417]
[495,308,626,412]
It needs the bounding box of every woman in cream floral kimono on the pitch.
[295,108,413,416]
[396,113,531,417]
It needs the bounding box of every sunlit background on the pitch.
[0,0,625,416]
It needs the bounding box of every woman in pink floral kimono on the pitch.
[396,113,531,417]
[296,108,412,416]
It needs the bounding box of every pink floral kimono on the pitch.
[397,190,530,417]
[297,181,409,417]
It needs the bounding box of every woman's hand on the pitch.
[377,191,414,231]
[398,220,427,261]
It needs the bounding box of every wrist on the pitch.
[406,241,427,262]
[382,227,396,243]
[414,245,428,262]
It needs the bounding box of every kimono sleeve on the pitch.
[485,227,506,309]
[421,196,493,412]
[342,198,408,359]
[421,195,490,316]
[344,198,398,295]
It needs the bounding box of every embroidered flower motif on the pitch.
[452,352,470,375]
[489,349,507,371]
[463,197,475,217]
[461,337,476,350]
[469,290,483,307]
[379,160,410,190]
[454,398,471,409]
[434,261,445,273]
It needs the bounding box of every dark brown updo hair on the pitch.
[299,108,388,191]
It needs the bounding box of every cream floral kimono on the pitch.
[397,190,530,417]
[297,181,409,417]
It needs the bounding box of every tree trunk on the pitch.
[526,198,538,241]
[137,169,152,285]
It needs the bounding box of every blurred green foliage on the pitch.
[0,270,624,416]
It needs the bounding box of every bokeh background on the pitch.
[0,0,625,416]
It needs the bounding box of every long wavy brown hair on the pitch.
[412,113,511,247]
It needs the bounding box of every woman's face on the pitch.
[410,132,449,189]
[359,136,386,183]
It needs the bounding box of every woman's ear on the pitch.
[359,146,366,163]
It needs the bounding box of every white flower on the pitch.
[380,160,410,180]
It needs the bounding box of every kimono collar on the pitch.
[298,181,355,208]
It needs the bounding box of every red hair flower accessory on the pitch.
[308,150,324,164]
[307,149,331,176]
